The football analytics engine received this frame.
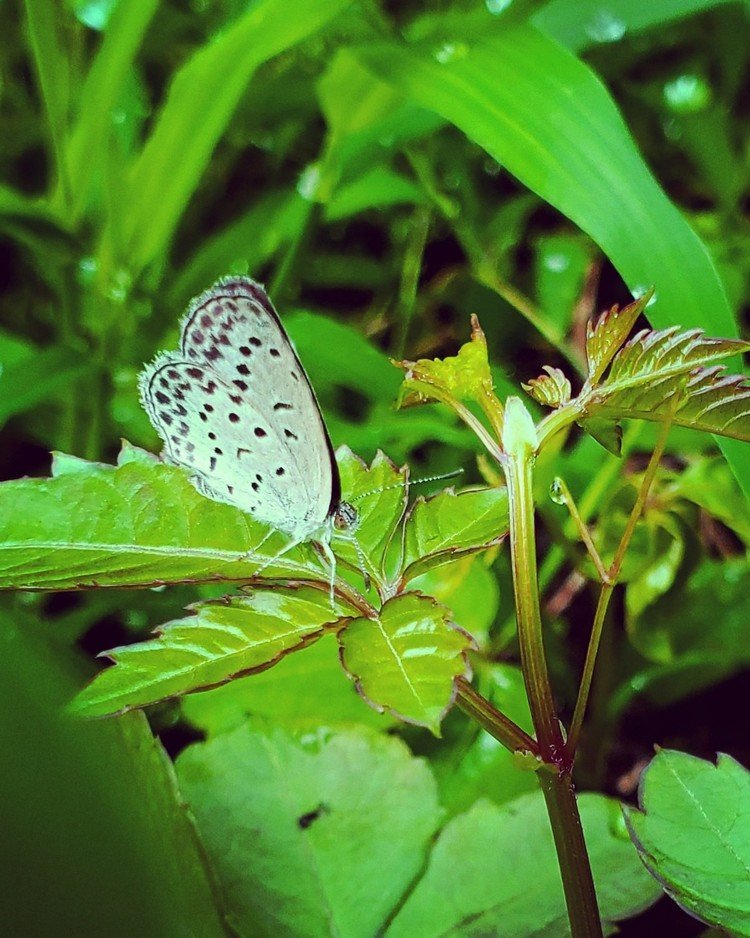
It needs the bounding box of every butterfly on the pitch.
[139,277,359,596]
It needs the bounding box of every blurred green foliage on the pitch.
[1,0,748,934]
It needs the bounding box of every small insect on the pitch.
[139,276,358,596]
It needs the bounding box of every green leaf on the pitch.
[625,750,750,937]
[586,293,652,385]
[0,444,318,590]
[389,792,661,936]
[582,327,750,440]
[399,316,496,412]
[72,586,348,717]
[613,559,750,710]
[401,486,508,583]
[534,0,737,53]
[317,48,442,180]
[176,722,443,938]
[168,189,307,311]
[0,618,224,936]
[672,456,750,544]
[333,447,408,586]
[182,633,393,735]
[121,0,351,272]
[325,165,425,221]
[410,557,500,646]
[338,592,472,734]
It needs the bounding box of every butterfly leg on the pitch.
[238,526,275,565]
[317,538,338,610]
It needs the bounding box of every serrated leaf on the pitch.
[176,723,443,938]
[398,316,499,420]
[389,792,660,936]
[401,486,508,583]
[625,750,750,936]
[182,633,393,735]
[522,365,572,408]
[73,586,347,717]
[334,447,408,586]
[338,592,472,734]
[586,292,652,384]
[583,328,750,440]
[0,444,330,591]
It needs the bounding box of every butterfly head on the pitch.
[332,500,358,533]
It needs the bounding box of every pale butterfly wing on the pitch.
[139,278,339,541]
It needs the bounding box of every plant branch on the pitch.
[567,410,675,755]
[455,678,539,755]
[552,477,609,583]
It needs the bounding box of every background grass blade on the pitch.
[120,0,351,274]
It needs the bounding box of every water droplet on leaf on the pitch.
[549,478,566,505]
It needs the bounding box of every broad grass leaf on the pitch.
[0,346,89,428]
[176,722,443,938]
[625,750,750,937]
[0,444,317,591]
[24,0,73,199]
[534,0,734,53]
[338,592,472,734]
[389,792,661,937]
[72,586,348,717]
[318,48,442,180]
[401,486,508,583]
[582,328,750,440]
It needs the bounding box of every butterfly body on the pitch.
[140,278,350,550]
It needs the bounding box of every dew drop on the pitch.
[549,478,566,505]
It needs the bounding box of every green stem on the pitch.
[538,770,603,938]
[504,452,564,761]
[504,444,602,936]
[455,678,539,755]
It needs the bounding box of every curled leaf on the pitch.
[522,365,571,408]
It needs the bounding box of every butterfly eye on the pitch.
[334,502,358,531]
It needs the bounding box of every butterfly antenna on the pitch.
[349,468,464,503]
